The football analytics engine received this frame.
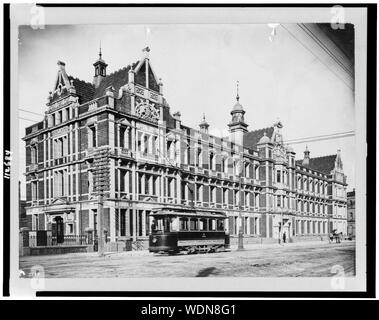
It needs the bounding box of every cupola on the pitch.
[93,43,108,88]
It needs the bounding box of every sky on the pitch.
[18,24,355,198]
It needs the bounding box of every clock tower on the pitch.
[228,82,248,145]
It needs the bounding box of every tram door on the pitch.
[53,216,64,244]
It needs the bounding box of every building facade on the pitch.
[23,48,348,248]
[347,189,355,238]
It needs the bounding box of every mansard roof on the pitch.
[65,61,140,104]
[296,154,337,175]
[68,76,95,104]
[93,61,139,99]
[243,126,274,150]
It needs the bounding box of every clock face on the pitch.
[273,145,287,163]
[135,100,160,123]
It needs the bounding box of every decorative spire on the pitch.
[236,80,240,102]
[302,145,310,166]
[199,113,209,133]
[99,40,102,59]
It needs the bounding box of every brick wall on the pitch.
[97,120,109,146]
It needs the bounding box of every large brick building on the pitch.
[347,189,355,238]
[23,47,348,248]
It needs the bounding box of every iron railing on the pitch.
[51,235,91,246]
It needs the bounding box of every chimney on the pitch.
[302,145,310,166]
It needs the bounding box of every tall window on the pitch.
[144,135,149,154]
[120,170,127,193]
[222,188,228,204]
[31,145,38,164]
[211,186,217,203]
[277,195,281,207]
[197,148,202,167]
[137,132,142,151]
[196,184,202,202]
[277,170,281,183]
[145,175,150,195]
[89,125,97,148]
[245,163,250,178]
[54,137,64,158]
[244,192,249,207]
[209,152,215,170]
[167,178,172,197]
[57,110,62,124]
[54,170,65,197]
[31,181,37,200]
[119,126,126,148]
[255,165,259,179]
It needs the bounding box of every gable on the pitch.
[134,58,160,92]
[148,66,159,92]
[135,60,146,87]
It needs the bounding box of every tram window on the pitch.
[209,219,216,231]
[170,217,179,231]
[180,218,189,231]
[199,218,208,231]
[151,217,171,233]
[216,219,224,231]
[189,218,199,231]
[208,219,212,231]
[151,217,163,233]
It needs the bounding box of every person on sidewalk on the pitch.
[282,232,286,244]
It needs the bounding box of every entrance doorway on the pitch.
[52,216,64,244]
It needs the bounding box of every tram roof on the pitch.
[150,207,227,219]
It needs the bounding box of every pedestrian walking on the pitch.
[283,232,286,244]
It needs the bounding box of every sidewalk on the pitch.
[229,239,355,251]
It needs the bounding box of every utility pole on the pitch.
[92,146,110,256]
[237,158,244,251]
[97,193,104,255]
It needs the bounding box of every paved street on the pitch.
[19,241,355,278]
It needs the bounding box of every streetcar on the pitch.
[148,207,230,254]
